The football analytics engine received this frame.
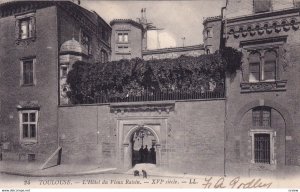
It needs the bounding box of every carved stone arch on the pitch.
[122,124,161,170]
[123,125,160,145]
[264,48,278,56]
[233,99,293,131]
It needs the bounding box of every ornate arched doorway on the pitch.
[122,125,160,169]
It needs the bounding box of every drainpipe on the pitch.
[220,0,228,177]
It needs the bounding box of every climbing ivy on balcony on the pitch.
[66,47,242,104]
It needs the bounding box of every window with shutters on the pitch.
[15,13,36,42]
[253,0,271,13]
[20,58,36,86]
[19,110,38,143]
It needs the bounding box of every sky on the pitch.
[0,0,225,49]
[80,0,225,49]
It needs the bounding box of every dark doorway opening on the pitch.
[131,127,157,166]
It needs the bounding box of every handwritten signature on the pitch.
[202,176,272,189]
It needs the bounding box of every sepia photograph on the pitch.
[0,0,300,191]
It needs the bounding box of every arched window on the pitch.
[101,50,108,63]
[248,50,277,82]
[249,52,260,82]
[252,106,271,127]
[263,51,276,81]
[206,49,210,55]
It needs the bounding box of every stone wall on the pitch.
[0,6,59,162]
[58,99,226,175]
[143,46,205,60]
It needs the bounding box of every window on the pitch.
[249,130,275,165]
[60,66,68,78]
[16,13,35,41]
[206,49,210,54]
[117,45,130,54]
[254,134,270,163]
[19,110,38,142]
[207,28,212,38]
[20,18,32,39]
[20,58,36,86]
[117,32,129,43]
[101,50,108,63]
[253,0,271,13]
[81,31,91,54]
[252,106,271,127]
[249,50,277,82]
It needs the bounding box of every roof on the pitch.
[110,19,143,29]
[60,38,88,56]
[142,44,204,55]
[0,1,111,29]
[203,15,222,25]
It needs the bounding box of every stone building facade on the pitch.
[1,0,300,177]
[110,19,144,61]
[0,1,111,161]
[224,0,300,176]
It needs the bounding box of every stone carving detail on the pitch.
[240,80,287,93]
[228,17,299,39]
[110,101,175,114]
[279,44,290,71]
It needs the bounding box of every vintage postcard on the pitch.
[0,0,300,191]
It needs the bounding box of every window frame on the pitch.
[100,49,109,63]
[252,106,271,127]
[117,32,129,43]
[15,12,36,41]
[81,30,92,55]
[19,110,39,143]
[248,49,278,83]
[20,57,36,86]
[249,129,276,165]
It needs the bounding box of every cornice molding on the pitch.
[227,16,299,39]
